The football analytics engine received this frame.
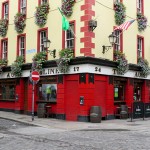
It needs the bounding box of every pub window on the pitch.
[38,77,57,102]
[114,81,125,102]
[0,82,16,100]
[134,83,142,101]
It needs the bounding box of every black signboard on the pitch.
[133,102,144,119]
[144,103,150,118]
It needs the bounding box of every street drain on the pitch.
[79,129,130,132]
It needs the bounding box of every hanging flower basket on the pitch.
[114,2,126,25]
[137,57,150,77]
[61,0,75,17]
[56,48,74,73]
[0,59,8,73]
[113,51,129,75]
[35,3,50,27]
[14,13,26,33]
[0,19,8,37]
[32,51,47,72]
[137,13,147,32]
[11,56,25,77]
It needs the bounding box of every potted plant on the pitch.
[114,2,126,25]
[0,19,8,37]
[56,48,74,73]
[35,3,50,27]
[14,13,26,33]
[0,59,8,73]
[11,56,25,77]
[61,0,75,17]
[32,51,47,72]
[113,51,129,75]
[137,12,147,32]
[137,57,150,77]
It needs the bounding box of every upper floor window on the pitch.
[65,23,75,49]
[1,39,8,60]
[17,34,26,60]
[114,30,122,51]
[115,0,122,3]
[39,0,48,5]
[37,28,48,52]
[137,36,144,58]
[19,0,26,14]
[137,0,143,14]
[2,2,9,19]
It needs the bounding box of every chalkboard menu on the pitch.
[133,102,144,119]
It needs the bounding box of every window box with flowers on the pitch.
[14,13,26,33]
[32,51,47,73]
[0,19,8,37]
[61,0,75,17]
[137,57,150,77]
[114,2,126,25]
[35,3,50,27]
[113,51,129,75]
[137,13,147,32]
[0,59,8,73]
[56,48,74,73]
[11,56,25,77]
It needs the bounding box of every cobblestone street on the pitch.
[1,118,150,150]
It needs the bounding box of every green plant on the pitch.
[32,51,47,72]
[137,13,147,32]
[11,56,25,77]
[0,19,8,37]
[61,0,75,17]
[137,57,150,77]
[114,51,129,75]
[114,2,126,25]
[56,48,74,73]
[35,3,50,27]
[0,59,8,73]
[14,13,26,33]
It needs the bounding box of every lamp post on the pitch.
[102,32,117,54]
[43,37,56,58]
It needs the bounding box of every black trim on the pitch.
[79,73,86,84]
[58,75,63,84]
[109,76,114,85]
[106,115,115,120]
[78,116,90,122]
[88,73,94,84]
[56,114,66,120]
[0,100,16,102]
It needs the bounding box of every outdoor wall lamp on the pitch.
[102,32,117,54]
[89,20,97,31]
[43,37,56,58]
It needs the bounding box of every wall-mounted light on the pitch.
[102,32,117,54]
[43,37,56,58]
[89,20,97,31]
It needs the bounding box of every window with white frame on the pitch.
[114,30,121,51]
[3,2,8,19]
[2,40,8,59]
[137,0,143,13]
[20,0,26,14]
[65,23,75,49]
[41,0,48,4]
[137,37,143,58]
[40,30,47,52]
[115,0,121,3]
[19,36,25,57]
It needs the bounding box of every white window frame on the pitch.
[137,0,142,13]
[65,23,75,49]
[114,30,121,51]
[137,37,143,58]
[19,36,25,57]
[20,0,26,14]
[3,2,8,19]
[2,40,7,59]
[40,30,47,52]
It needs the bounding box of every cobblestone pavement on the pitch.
[1,118,150,150]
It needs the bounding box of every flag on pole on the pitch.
[58,7,70,31]
[114,19,135,31]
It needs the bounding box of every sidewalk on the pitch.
[0,111,149,131]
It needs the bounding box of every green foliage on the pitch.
[0,19,8,37]
[114,51,129,75]
[14,13,26,33]
[56,48,74,73]
[11,56,25,77]
[137,13,147,32]
[114,2,126,25]
[32,51,47,72]
[35,3,50,27]
[137,57,150,77]
[0,59,8,66]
